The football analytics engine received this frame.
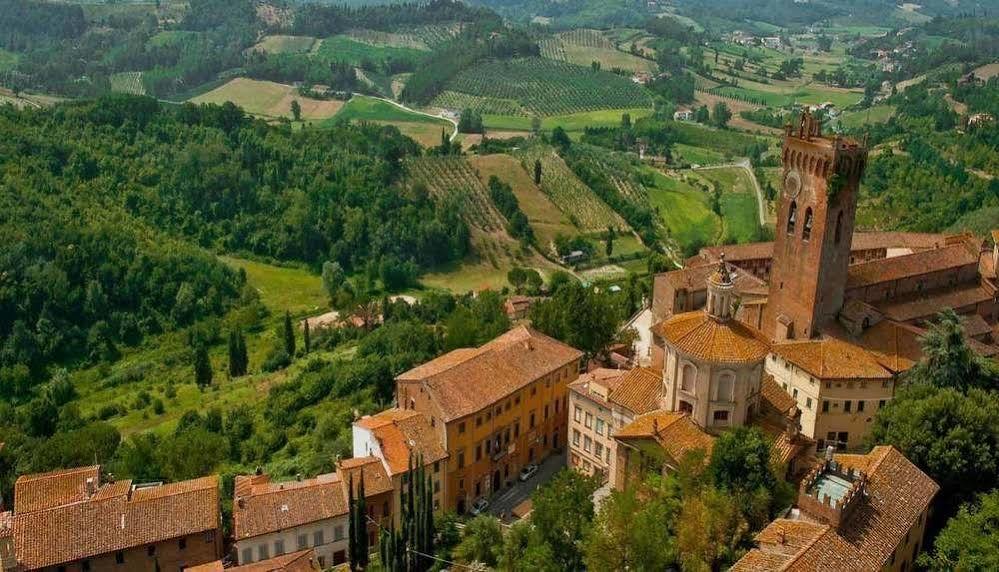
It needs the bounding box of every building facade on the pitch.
[395,326,583,514]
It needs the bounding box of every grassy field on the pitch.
[433,57,652,117]
[646,170,719,253]
[110,72,146,96]
[694,168,763,244]
[467,154,576,247]
[330,96,453,145]
[191,78,345,120]
[840,105,896,129]
[673,143,728,166]
[422,259,527,293]
[314,35,425,67]
[252,35,317,54]
[148,30,199,48]
[482,107,653,132]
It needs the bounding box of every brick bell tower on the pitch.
[764,111,867,341]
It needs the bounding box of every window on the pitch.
[275,539,285,556]
[806,397,812,409]
[878,399,886,409]
[595,418,605,436]
[716,373,734,402]
[476,416,482,427]
[179,538,187,550]
[573,429,580,446]
[792,388,798,399]
[857,400,865,412]
[515,395,520,405]
[148,546,156,557]
[802,207,813,241]
[475,482,481,496]
[475,444,482,461]
[335,525,345,541]
[259,544,270,560]
[434,480,441,493]
[205,530,215,543]
[584,436,592,452]
[314,530,324,547]
[713,411,729,422]
[530,412,536,428]
[681,364,696,392]
[297,534,308,550]
[822,400,829,413]
[834,211,844,244]
[595,442,604,459]
[458,451,465,469]
[532,386,537,396]
[458,479,465,491]
[241,548,253,564]
[459,422,466,434]
[544,405,550,419]
[115,552,124,565]
[505,400,511,411]
[555,398,560,413]
[837,432,848,450]
[584,412,593,429]
[514,421,520,438]
[844,400,852,413]
[606,448,611,462]
[786,200,797,234]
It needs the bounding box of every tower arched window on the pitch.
[681,364,696,392]
[786,201,797,234]
[834,211,844,244]
[716,372,735,402]
[802,208,813,241]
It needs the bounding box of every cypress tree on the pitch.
[303,319,311,354]
[228,328,248,377]
[534,159,542,185]
[283,310,296,357]
[349,475,359,571]
[357,471,369,568]
[194,345,212,388]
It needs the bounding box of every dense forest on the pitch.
[0,95,470,377]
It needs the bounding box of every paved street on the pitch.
[488,452,567,521]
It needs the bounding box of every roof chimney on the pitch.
[825,445,834,462]
[85,477,97,498]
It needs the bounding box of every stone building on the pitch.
[732,446,938,572]
[395,326,583,514]
[2,466,221,572]
[651,111,999,452]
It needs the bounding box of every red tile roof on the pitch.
[614,411,715,462]
[337,457,394,497]
[733,446,939,571]
[13,475,219,570]
[875,285,993,323]
[694,232,949,265]
[760,374,796,416]
[773,337,893,380]
[846,243,979,289]
[397,326,583,422]
[190,550,321,572]
[13,465,100,514]
[233,473,348,540]
[654,312,771,364]
[355,409,448,476]
[607,367,663,415]
[568,368,628,408]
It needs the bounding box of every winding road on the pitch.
[362,95,460,142]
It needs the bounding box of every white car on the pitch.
[470,497,489,516]
[519,464,539,482]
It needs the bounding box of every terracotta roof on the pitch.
[607,367,663,415]
[853,320,923,374]
[962,313,993,338]
[773,337,893,380]
[233,473,348,540]
[614,411,714,462]
[568,369,627,408]
[760,374,796,416]
[13,475,219,570]
[846,244,979,289]
[397,326,583,422]
[733,446,939,572]
[875,285,993,323]
[190,550,321,572]
[695,232,948,265]
[338,457,394,497]
[0,511,11,539]
[355,409,447,476]
[659,261,766,292]
[654,311,770,364]
[14,465,100,514]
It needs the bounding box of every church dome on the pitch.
[654,311,771,364]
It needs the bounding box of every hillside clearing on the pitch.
[251,35,317,54]
[191,78,344,120]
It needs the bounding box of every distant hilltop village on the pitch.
[1,112,996,572]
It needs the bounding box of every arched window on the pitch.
[802,208,813,241]
[681,364,696,392]
[834,211,844,244]
[786,201,797,234]
[716,372,734,402]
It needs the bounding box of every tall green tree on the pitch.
[303,320,311,354]
[499,521,559,572]
[531,469,599,571]
[534,158,542,185]
[454,515,503,567]
[712,101,732,128]
[922,490,999,570]
[905,309,998,391]
[228,328,248,377]
[583,478,680,572]
[194,345,213,388]
[283,310,296,357]
[290,99,302,121]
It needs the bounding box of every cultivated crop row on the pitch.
[516,145,629,232]
[344,29,429,51]
[443,58,651,116]
[405,157,506,232]
[431,90,528,116]
[110,72,146,96]
[556,29,614,49]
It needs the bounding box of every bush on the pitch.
[262,347,292,372]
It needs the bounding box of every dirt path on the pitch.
[364,95,459,142]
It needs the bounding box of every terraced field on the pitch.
[405,156,506,232]
[314,36,426,67]
[467,154,575,246]
[515,145,628,232]
[434,58,652,117]
[110,72,146,96]
[540,29,657,74]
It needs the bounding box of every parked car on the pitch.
[519,464,539,482]
[470,497,489,515]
